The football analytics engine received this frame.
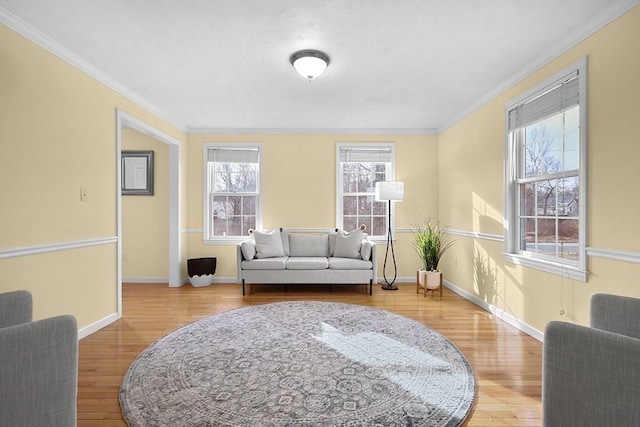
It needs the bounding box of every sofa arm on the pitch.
[369,241,377,284]
[236,242,244,283]
[0,290,33,328]
[543,320,640,426]
[590,293,640,339]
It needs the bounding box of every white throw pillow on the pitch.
[360,240,373,261]
[328,230,338,256]
[240,240,256,260]
[252,229,285,259]
[333,228,363,259]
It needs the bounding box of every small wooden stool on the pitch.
[416,270,443,298]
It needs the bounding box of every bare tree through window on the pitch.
[338,146,393,237]
[206,146,259,238]
[519,108,580,260]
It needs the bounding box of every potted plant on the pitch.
[412,220,454,290]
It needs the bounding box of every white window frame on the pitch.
[336,143,396,242]
[503,57,588,281]
[203,143,263,244]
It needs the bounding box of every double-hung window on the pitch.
[204,144,261,241]
[337,144,395,238]
[504,58,587,280]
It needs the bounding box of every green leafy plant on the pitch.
[412,220,454,271]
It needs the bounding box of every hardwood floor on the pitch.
[77,283,543,426]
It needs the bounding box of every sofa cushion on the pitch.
[289,234,329,257]
[286,257,329,270]
[328,257,373,270]
[252,229,285,259]
[241,257,287,270]
[333,228,363,259]
[240,240,256,260]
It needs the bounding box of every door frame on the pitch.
[116,109,182,318]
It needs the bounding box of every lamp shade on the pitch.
[375,181,404,202]
[290,50,330,81]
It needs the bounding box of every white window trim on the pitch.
[335,142,397,243]
[503,57,588,281]
[202,142,263,244]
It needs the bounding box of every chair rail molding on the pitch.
[0,237,118,260]
[586,247,640,264]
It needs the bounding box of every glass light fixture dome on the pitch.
[289,49,330,81]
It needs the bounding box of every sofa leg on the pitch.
[242,279,245,296]
[369,279,373,296]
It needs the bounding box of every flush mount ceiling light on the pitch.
[289,49,330,81]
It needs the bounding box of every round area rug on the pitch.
[120,301,476,426]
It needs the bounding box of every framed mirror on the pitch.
[121,150,154,195]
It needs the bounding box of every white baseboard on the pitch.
[78,312,118,340]
[124,277,239,286]
[443,280,544,342]
[180,276,239,286]
[212,276,237,284]
[122,277,170,284]
[378,276,416,284]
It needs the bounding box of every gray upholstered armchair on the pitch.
[543,293,640,426]
[0,290,78,427]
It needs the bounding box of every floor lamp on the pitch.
[375,181,404,290]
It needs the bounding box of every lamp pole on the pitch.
[374,181,403,291]
[381,199,399,290]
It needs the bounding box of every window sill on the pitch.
[203,237,247,245]
[503,253,588,282]
[369,237,397,245]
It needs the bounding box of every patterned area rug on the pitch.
[120,301,476,426]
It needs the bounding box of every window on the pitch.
[337,144,395,238]
[504,58,587,280]
[204,144,261,241]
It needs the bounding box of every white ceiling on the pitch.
[1,0,637,133]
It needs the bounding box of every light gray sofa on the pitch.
[543,293,640,426]
[237,228,377,295]
[0,290,78,427]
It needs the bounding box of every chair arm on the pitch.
[543,320,640,426]
[0,290,33,328]
[590,293,640,339]
[0,314,78,426]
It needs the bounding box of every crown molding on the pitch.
[188,127,438,135]
[437,0,640,133]
[0,6,187,133]
[3,1,637,136]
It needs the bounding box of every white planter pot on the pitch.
[424,270,442,289]
[418,269,428,286]
[190,274,214,287]
[417,269,443,298]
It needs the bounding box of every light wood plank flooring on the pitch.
[78,283,543,426]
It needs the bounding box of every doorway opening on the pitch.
[116,110,181,318]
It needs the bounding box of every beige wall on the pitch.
[0,23,186,328]
[438,5,640,332]
[186,134,439,279]
[2,5,639,339]
[121,129,169,280]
